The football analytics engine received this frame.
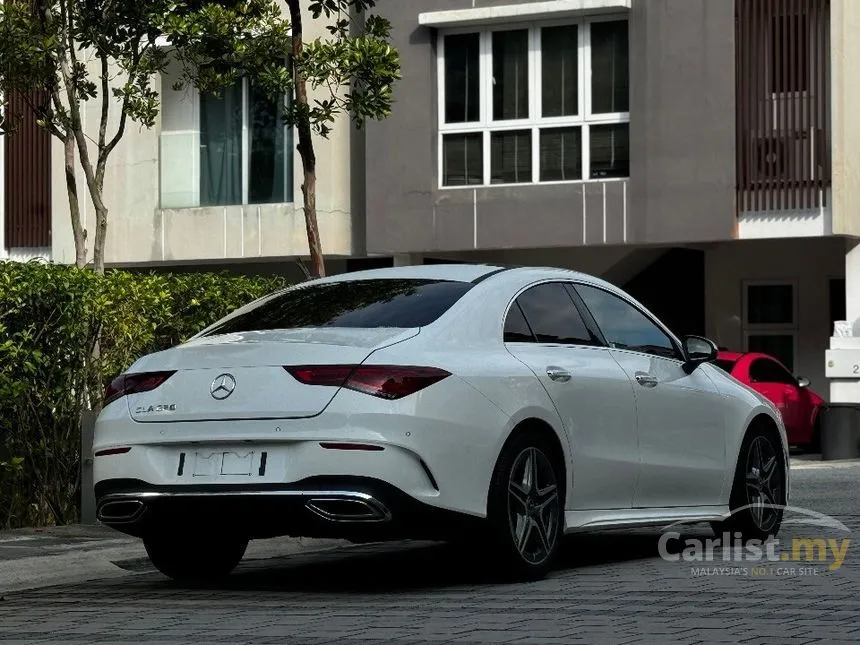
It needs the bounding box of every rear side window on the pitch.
[504,302,536,342]
[511,283,598,345]
[203,279,473,335]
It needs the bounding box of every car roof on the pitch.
[716,351,745,362]
[312,263,617,289]
[312,263,506,284]
[717,351,789,366]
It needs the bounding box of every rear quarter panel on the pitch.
[364,339,572,515]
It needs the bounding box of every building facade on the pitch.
[2,0,859,400]
[362,0,856,401]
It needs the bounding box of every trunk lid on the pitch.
[126,328,418,423]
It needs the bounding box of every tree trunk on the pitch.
[92,203,108,275]
[287,0,325,279]
[63,136,88,268]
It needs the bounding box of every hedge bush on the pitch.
[0,260,290,529]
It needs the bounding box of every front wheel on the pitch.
[144,534,248,584]
[486,434,564,581]
[714,427,786,542]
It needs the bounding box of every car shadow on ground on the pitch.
[156,526,714,593]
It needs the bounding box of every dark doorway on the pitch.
[622,248,706,339]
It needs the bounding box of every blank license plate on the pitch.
[176,450,269,477]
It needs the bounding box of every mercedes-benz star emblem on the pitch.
[210,373,236,400]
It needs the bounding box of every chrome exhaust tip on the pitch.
[305,496,390,523]
[97,499,145,523]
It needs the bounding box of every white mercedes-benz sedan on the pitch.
[93,264,789,582]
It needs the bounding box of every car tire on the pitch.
[713,426,785,542]
[144,534,248,584]
[486,432,564,581]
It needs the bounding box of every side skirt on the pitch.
[564,505,729,533]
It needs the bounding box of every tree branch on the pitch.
[97,53,109,153]
[102,40,148,160]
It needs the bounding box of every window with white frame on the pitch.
[437,17,629,188]
[743,282,797,371]
[160,72,293,209]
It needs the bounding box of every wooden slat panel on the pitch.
[736,0,830,214]
[3,90,51,248]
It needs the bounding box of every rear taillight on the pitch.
[103,371,176,406]
[285,365,450,400]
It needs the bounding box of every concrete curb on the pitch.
[790,458,860,469]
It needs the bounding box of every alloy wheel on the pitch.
[507,447,560,565]
[744,435,783,533]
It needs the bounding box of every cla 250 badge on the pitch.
[134,403,177,414]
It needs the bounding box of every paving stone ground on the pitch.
[1,462,858,644]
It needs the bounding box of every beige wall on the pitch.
[705,237,846,400]
[50,12,358,266]
[831,0,860,236]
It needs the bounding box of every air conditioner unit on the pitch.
[750,128,825,182]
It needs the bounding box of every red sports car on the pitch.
[714,351,824,451]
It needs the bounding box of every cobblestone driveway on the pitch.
[1,464,858,644]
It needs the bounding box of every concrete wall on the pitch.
[365,0,738,256]
[50,12,359,266]
[705,237,846,400]
[627,0,736,244]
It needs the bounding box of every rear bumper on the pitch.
[95,476,483,541]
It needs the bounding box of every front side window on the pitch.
[439,19,630,187]
[575,284,681,360]
[749,358,796,385]
[203,279,473,336]
[510,283,598,345]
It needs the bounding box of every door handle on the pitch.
[546,366,572,382]
[634,372,658,388]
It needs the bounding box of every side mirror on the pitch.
[682,335,718,373]
[797,376,810,389]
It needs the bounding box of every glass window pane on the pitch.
[493,29,529,121]
[203,280,474,334]
[249,84,288,204]
[540,127,581,181]
[445,33,480,123]
[443,133,483,186]
[504,302,536,342]
[589,123,629,178]
[747,285,794,324]
[590,20,629,114]
[749,357,796,385]
[491,130,532,184]
[576,284,680,360]
[747,335,795,372]
[200,79,243,206]
[713,359,738,373]
[542,25,578,117]
[516,283,596,345]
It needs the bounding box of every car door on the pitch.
[573,283,727,509]
[747,357,803,439]
[503,281,639,511]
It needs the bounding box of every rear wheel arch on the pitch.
[492,418,569,508]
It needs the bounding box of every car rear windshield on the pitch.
[203,279,474,335]
[713,359,737,373]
